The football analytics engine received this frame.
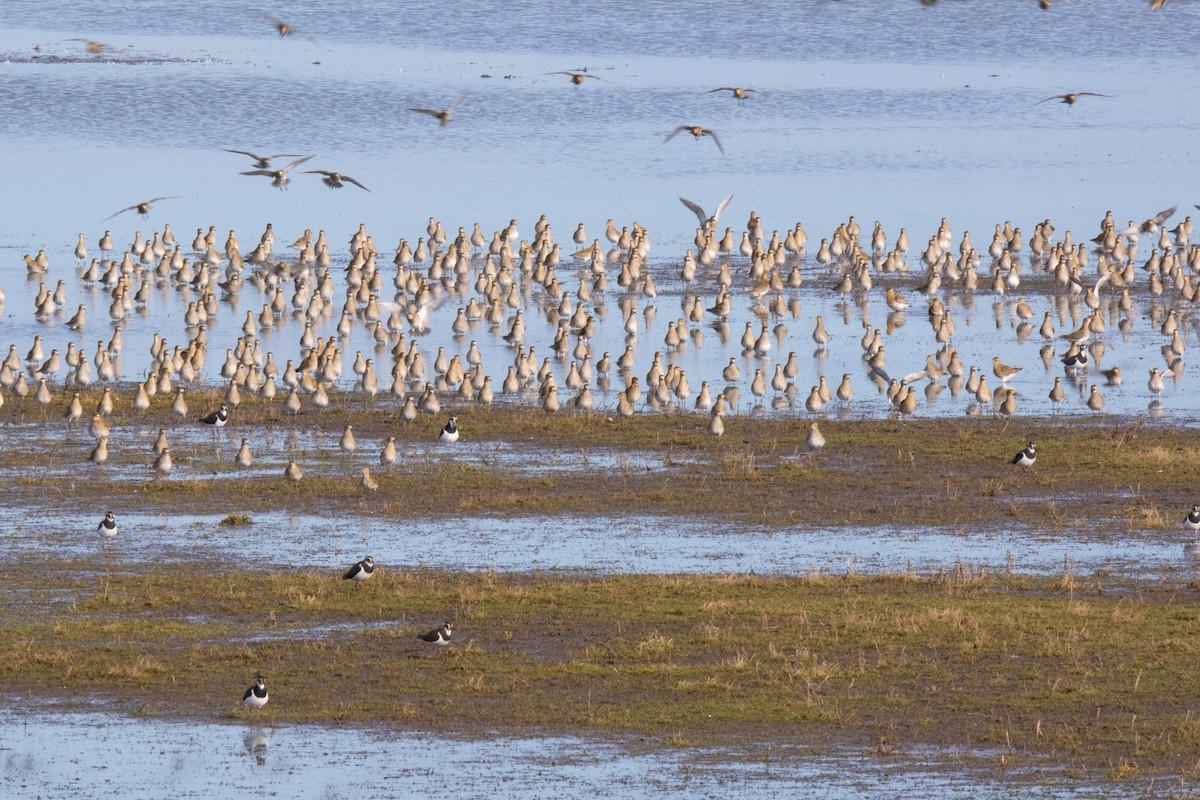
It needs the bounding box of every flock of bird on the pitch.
[12,199,1200,460]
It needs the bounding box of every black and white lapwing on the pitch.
[1185,505,1200,534]
[243,675,269,709]
[418,621,454,646]
[343,556,376,584]
[439,415,459,443]
[1010,441,1036,468]
[96,511,118,538]
[200,404,230,428]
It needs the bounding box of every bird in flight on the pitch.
[408,94,469,127]
[548,70,605,85]
[240,155,314,190]
[265,16,315,41]
[679,195,734,231]
[664,125,725,154]
[1037,91,1108,106]
[705,87,755,101]
[304,170,371,191]
[66,39,111,54]
[224,149,307,170]
[103,196,177,221]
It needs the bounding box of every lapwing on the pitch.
[96,511,118,538]
[1010,441,1036,467]
[439,415,459,443]
[200,404,230,428]
[243,675,269,709]
[418,621,453,646]
[1185,505,1200,534]
[343,556,376,583]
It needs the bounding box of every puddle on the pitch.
[0,708,1149,800]
[2,508,1194,580]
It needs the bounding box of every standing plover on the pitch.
[243,675,269,709]
[1010,441,1036,467]
[1185,505,1200,533]
[96,511,118,538]
[343,556,376,583]
[418,621,453,646]
[200,404,229,427]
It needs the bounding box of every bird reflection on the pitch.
[243,729,269,766]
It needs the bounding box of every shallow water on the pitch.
[0,709,1156,800]
[3,4,1200,793]
[0,2,1197,423]
[5,505,1195,581]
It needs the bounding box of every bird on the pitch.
[66,38,111,54]
[243,675,269,709]
[439,415,460,442]
[1010,441,1036,467]
[223,149,306,169]
[103,196,176,221]
[343,556,376,583]
[200,404,230,427]
[235,438,254,468]
[241,155,314,190]
[153,447,173,479]
[1037,91,1108,106]
[360,466,379,492]
[408,94,468,127]
[96,511,118,538]
[304,169,371,191]
[284,461,303,483]
[418,621,453,646]
[664,125,725,154]
[704,86,755,101]
[548,70,605,84]
[265,16,314,40]
[1140,204,1178,234]
[807,421,826,450]
[992,357,1021,383]
[679,195,733,231]
[1185,505,1200,533]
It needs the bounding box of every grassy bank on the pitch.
[1,397,1198,529]
[3,562,1200,779]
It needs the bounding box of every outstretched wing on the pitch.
[679,197,708,226]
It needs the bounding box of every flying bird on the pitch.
[705,86,755,101]
[1037,91,1108,106]
[103,196,177,221]
[408,94,468,127]
[680,195,733,231]
[664,125,725,154]
[548,70,605,84]
[264,16,315,41]
[240,155,314,190]
[304,170,371,191]
[66,39,111,54]
[223,149,307,169]
[1139,204,1178,233]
